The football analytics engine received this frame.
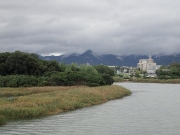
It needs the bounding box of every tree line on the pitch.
[0,51,114,87]
[156,63,180,79]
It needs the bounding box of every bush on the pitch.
[84,74,105,87]
[0,64,115,87]
[94,65,114,76]
[0,75,39,87]
[101,74,114,85]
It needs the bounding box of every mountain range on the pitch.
[40,50,180,67]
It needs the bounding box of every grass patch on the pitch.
[0,85,131,125]
[132,79,180,83]
[0,115,7,125]
[113,76,124,82]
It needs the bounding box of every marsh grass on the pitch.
[0,86,71,97]
[132,79,180,83]
[0,85,131,125]
[113,76,124,82]
[0,115,7,125]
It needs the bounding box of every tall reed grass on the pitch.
[0,85,131,125]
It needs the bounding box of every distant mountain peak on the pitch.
[82,50,93,54]
[40,50,180,66]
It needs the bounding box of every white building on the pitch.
[137,55,161,74]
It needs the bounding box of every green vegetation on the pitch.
[0,51,131,126]
[0,51,114,87]
[130,63,180,83]
[0,85,131,125]
[113,76,124,82]
[0,115,7,125]
[94,65,115,76]
[132,78,180,83]
[156,63,180,79]
[113,63,180,83]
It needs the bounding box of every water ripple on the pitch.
[1,83,180,135]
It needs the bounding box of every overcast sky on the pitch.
[0,0,180,56]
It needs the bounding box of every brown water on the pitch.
[1,82,180,135]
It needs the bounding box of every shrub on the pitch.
[0,75,39,87]
[102,74,114,85]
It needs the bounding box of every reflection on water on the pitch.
[1,83,180,135]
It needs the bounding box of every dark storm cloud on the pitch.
[0,0,180,55]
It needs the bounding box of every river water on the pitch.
[1,82,180,135]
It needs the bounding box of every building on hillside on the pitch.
[137,55,161,74]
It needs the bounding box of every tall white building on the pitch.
[137,55,160,74]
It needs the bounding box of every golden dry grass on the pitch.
[0,85,131,125]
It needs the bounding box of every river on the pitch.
[1,82,180,135]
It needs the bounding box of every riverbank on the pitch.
[132,78,180,83]
[113,76,180,84]
[0,85,131,125]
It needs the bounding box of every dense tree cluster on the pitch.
[94,65,114,85]
[0,51,114,87]
[156,63,180,79]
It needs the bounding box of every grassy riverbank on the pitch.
[132,79,180,83]
[113,76,180,84]
[0,85,131,125]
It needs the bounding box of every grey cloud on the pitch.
[0,0,180,55]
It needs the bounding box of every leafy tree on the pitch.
[101,74,114,85]
[0,51,115,87]
[135,71,140,78]
[94,65,114,76]
[0,52,11,75]
[4,51,44,76]
[46,60,61,72]
[80,64,99,75]
[157,63,180,79]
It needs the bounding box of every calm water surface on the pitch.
[1,83,180,135]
